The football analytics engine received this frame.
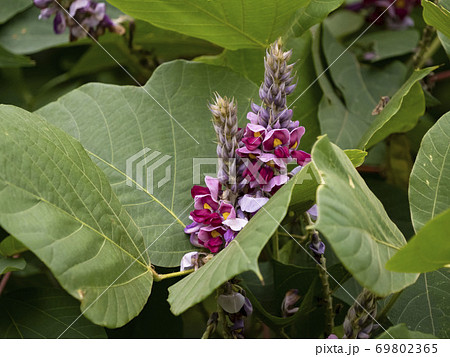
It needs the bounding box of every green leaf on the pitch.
[0,255,26,274]
[0,0,31,25]
[438,32,450,58]
[377,324,438,339]
[316,27,407,149]
[0,45,34,68]
[313,136,418,296]
[167,166,317,315]
[0,288,107,338]
[105,0,310,50]
[0,105,153,328]
[0,236,28,257]
[195,48,265,83]
[37,60,259,268]
[386,208,450,273]
[422,0,450,38]
[344,149,367,167]
[385,269,450,339]
[358,67,435,150]
[354,30,420,63]
[409,111,450,232]
[323,10,365,38]
[287,0,344,38]
[132,20,221,61]
[0,7,69,55]
[366,178,415,238]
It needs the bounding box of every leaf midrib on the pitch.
[87,150,186,228]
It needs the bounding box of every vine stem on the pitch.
[376,290,403,322]
[303,212,334,336]
[272,230,279,260]
[318,255,334,336]
[0,272,11,296]
[411,25,437,69]
[150,268,194,282]
[416,37,441,69]
[277,231,308,241]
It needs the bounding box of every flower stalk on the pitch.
[150,267,194,282]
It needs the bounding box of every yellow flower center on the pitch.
[253,132,261,138]
[249,153,257,159]
[204,203,212,210]
[273,138,283,147]
[267,160,275,168]
[211,230,221,238]
[222,212,230,220]
[291,141,298,149]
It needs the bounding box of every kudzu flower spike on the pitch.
[237,38,311,196]
[343,289,380,339]
[209,94,243,196]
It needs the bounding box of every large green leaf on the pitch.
[105,0,309,50]
[316,27,407,149]
[196,48,265,84]
[0,288,107,338]
[357,67,435,150]
[386,269,450,339]
[0,255,26,274]
[167,166,318,315]
[287,0,343,37]
[386,209,450,273]
[422,0,450,38]
[313,136,418,297]
[0,105,153,328]
[377,324,438,339]
[37,60,258,267]
[0,0,31,25]
[0,45,34,68]
[409,112,450,232]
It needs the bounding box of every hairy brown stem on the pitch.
[303,212,334,336]
[0,272,11,296]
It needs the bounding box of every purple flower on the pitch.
[70,0,91,16]
[281,289,301,317]
[291,150,311,166]
[309,240,326,256]
[262,129,290,151]
[185,176,248,253]
[34,0,53,9]
[53,11,67,34]
[180,252,198,271]
[238,194,269,213]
